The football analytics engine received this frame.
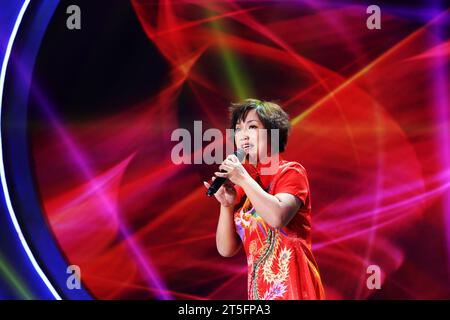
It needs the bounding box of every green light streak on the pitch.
[206,8,253,100]
[0,252,34,299]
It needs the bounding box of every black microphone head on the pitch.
[206,149,246,197]
[235,148,246,162]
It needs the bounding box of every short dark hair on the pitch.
[229,98,291,153]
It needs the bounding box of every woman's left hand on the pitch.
[215,154,250,186]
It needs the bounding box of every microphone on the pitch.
[206,148,246,197]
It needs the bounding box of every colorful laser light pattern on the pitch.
[27,1,450,299]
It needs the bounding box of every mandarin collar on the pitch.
[242,154,284,190]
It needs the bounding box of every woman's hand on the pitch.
[203,177,237,208]
[214,154,251,186]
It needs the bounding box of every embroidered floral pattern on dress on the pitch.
[233,159,325,300]
[235,203,292,300]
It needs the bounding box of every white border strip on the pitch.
[0,0,61,300]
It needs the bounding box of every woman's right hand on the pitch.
[203,177,237,208]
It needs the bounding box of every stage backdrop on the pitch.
[3,0,448,299]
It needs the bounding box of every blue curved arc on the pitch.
[1,0,93,300]
[0,0,61,300]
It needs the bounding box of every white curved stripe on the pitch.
[0,0,62,300]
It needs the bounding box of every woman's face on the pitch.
[234,109,268,163]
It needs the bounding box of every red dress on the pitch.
[233,155,325,300]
